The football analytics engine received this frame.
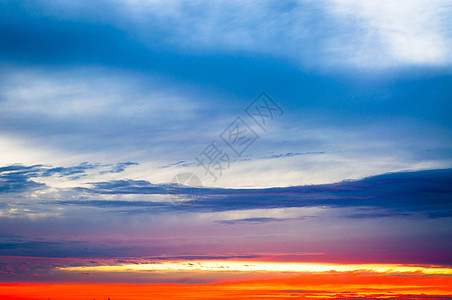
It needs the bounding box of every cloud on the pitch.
[3,162,451,218]
[159,161,194,169]
[0,162,139,194]
[80,179,167,195]
[0,166,46,194]
[46,168,452,218]
[1,1,451,190]
[264,152,325,159]
[0,235,132,258]
[115,0,452,69]
[326,0,452,68]
[0,1,451,284]
[1,169,451,268]
[100,162,139,174]
[1,0,450,72]
[216,217,294,225]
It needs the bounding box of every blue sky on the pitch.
[1,1,450,190]
[0,0,452,284]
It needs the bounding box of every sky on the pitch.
[0,0,452,299]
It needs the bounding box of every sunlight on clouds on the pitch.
[0,210,61,220]
[327,0,451,67]
[201,147,450,188]
[59,260,452,275]
[0,1,451,296]
[0,135,57,167]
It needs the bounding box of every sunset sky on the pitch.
[0,0,452,299]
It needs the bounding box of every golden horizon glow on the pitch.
[57,260,452,275]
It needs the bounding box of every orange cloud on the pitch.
[1,272,451,299]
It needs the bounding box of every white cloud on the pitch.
[326,0,452,68]
[0,68,199,119]
[32,0,452,70]
[114,0,451,70]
